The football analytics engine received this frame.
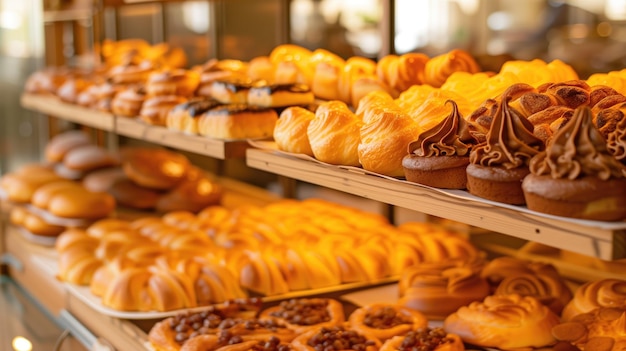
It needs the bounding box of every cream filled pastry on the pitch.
[522,106,626,220]
[166,98,223,135]
[467,83,545,205]
[210,77,253,104]
[402,100,478,189]
[247,83,315,108]
[197,104,278,140]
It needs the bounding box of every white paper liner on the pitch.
[17,227,58,247]
[247,140,626,230]
[25,204,96,227]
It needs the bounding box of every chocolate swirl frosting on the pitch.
[470,85,545,169]
[408,100,476,157]
[530,106,626,180]
[606,111,626,164]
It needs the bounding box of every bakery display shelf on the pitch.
[246,147,626,261]
[114,116,251,159]
[20,93,115,131]
[20,93,252,159]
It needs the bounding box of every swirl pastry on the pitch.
[307,101,362,166]
[467,83,545,205]
[494,272,572,315]
[552,307,626,351]
[291,325,381,351]
[523,106,626,220]
[148,298,263,351]
[398,262,490,320]
[480,256,565,292]
[259,298,345,334]
[348,303,428,341]
[273,107,315,156]
[443,294,560,349]
[379,328,465,351]
[561,279,626,321]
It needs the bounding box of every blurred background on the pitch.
[2,0,626,173]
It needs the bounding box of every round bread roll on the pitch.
[47,188,116,219]
[155,175,222,213]
[31,180,82,209]
[561,279,626,321]
[82,167,127,193]
[348,303,428,341]
[21,209,66,237]
[443,294,560,349]
[62,145,119,172]
[45,130,92,163]
[0,168,64,203]
[109,177,163,210]
[122,148,190,190]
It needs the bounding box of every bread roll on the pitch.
[0,168,64,203]
[443,294,560,349]
[111,86,146,117]
[145,69,200,97]
[122,147,190,190]
[197,104,278,140]
[62,144,119,172]
[109,177,163,210]
[307,101,362,166]
[273,106,315,156]
[45,130,92,163]
[81,167,127,193]
[139,95,188,126]
[155,174,222,213]
[47,188,116,219]
[31,180,82,209]
[11,206,65,237]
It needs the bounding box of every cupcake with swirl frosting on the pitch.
[466,83,545,204]
[402,100,478,189]
[522,105,626,221]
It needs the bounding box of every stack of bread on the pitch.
[53,197,482,312]
[82,147,223,214]
[147,297,464,351]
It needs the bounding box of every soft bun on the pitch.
[1,168,65,203]
[561,279,626,321]
[46,188,116,219]
[122,147,190,190]
[45,130,92,163]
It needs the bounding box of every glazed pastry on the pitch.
[467,83,545,204]
[273,106,315,156]
[312,56,345,101]
[291,325,381,351]
[338,56,377,105]
[376,53,429,92]
[195,58,249,98]
[379,328,465,351]
[197,104,278,140]
[424,49,480,88]
[61,144,120,173]
[56,77,94,104]
[443,294,560,349]
[139,95,188,126]
[122,147,190,190]
[307,101,362,166]
[44,130,92,163]
[398,262,490,320]
[108,60,153,85]
[0,167,64,203]
[259,298,345,334]
[166,98,223,135]
[156,173,223,214]
[480,256,566,292]
[402,100,478,189]
[10,206,66,237]
[561,279,626,321]
[523,106,626,220]
[348,303,428,341]
[247,83,315,108]
[494,272,573,315]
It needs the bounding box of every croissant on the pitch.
[307,101,362,166]
[376,53,429,92]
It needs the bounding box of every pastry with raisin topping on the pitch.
[259,298,345,334]
[291,325,381,351]
[379,328,464,351]
[348,303,428,341]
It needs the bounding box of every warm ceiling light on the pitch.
[12,336,32,351]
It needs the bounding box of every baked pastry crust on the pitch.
[290,325,381,351]
[561,279,626,321]
[307,101,362,166]
[197,104,278,140]
[273,107,315,156]
[379,328,465,351]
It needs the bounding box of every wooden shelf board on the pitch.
[21,94,115,131]
[20,94,251,159]
[246,148,626,261]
